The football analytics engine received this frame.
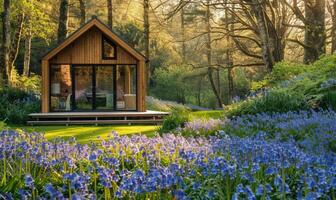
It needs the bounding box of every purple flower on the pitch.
[24,174,34,188]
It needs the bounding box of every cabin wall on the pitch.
[42,26,146,113]
[49,27,138,65]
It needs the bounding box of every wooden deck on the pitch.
[28,110,169,125]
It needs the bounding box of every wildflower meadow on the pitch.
[0,110,336,199]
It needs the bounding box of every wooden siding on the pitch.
[49,27,138,65]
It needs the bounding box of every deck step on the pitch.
[27,119,163,125]
[27,111,169,125]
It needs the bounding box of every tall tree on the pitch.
[107,0,113,28]
[8,13,25,78]
[143,0,150,85]
[181,5,186,62]
[328,0,336,53]
[286,0,326,63]
[225,2,234,103]
[221,0,291,72]
[304,0,326,63]
[57,0,70,43]
[250,0,274,71]
[1,0,11,83]
[205,0,223,108]
[23,16,32,77]
[79,0,86,25]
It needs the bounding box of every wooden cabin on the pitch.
[28,16,168,125]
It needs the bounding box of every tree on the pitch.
[107,0,113,28]
[227,0,290,71]
[79,0,86,25]
[1,0,11,84]
[143,0,150,85]
[180,4,186,62]
[286,0,326,63]
[205,0,223,107]
[57,0,70,43]
[224,2,234,103]
[249,0,274,71]
[8,13,25,78]
[23,16,32,77]
[327,0,336,53]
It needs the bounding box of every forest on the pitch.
[0,0,334,109]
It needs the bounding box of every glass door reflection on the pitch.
[95,66,114,110]
[116,65,137,110]
[73,66,93,110]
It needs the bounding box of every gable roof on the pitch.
[42,16,146,61]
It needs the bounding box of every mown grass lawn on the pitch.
[0,121,159,143]
[190,110,224,119]
[0,110,222,144]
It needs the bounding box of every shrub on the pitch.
[226,90,308,117]
[9,70,41,94]
[159,111,189,133]
[0,87,40,124]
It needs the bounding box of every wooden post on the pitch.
[41,60,49,113]
[137,60,146,112]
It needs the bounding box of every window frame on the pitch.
[101,35,117,60]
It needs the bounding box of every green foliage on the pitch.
[321,91,336,110]
[159,111,190,133]
[9,70,41,94]
[0,87,40,124]
[114,23,144,50]
[239,55,336,117]
[226,90,308,117]
[251,61,308,91]
[151,65,191,103]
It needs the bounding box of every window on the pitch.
[102,36,117,59]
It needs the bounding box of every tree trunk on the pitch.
[79,0,86,25]
[331,0,336,53]
[143,0,150,86]
[23,20,32,77]
[57,0,70,43]
[197,77,202,106]
[251,0,274,72]
[225,2,234,104]
[107,0,113,28]
[181,6,186,62]
[8,13,25,79]
[304,0,326,63]
[205,1,223,108]
[1,0,10,84]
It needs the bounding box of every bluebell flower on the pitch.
[256,184,264,196]
[24,174,34,188]
[174,189,187,200]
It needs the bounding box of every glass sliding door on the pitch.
[73,66,93,110]
[116,65,137,111]
[95,66,114,110]
[50,65,72,111]
[50,64,136,112]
